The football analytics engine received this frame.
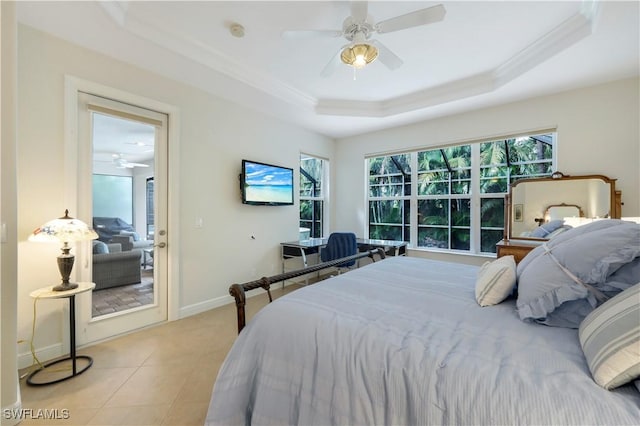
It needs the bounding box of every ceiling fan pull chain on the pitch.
[353,66,357,81]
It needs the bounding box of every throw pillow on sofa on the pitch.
[93,240,109,254]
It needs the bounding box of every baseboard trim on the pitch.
[17,342,63,370]
[179,294,233,318]
[1,382,22,426]
[178,280,302,319]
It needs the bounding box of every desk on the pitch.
[281,238,407,269]
[27,282,95,386]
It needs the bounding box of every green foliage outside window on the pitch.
[300,155,324,238]
[368,134,554,253]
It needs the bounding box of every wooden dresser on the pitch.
[496,239,543,264]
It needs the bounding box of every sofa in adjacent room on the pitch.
[92,241,142,290]
[93,216,153,252]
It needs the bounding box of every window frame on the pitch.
[366,132,556,255]
[300,153,328,238]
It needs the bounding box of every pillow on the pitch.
[475,255,516,307]
[601,257,640,292]
[545,225,572,239]
[119,230,140,241]
[579,283,640,389]
[517,220,640,325]
[92,240,109,254]
[537,298,596,328]
[517,219,632,281]
[529,219,566,238]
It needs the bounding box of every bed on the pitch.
[206,220,640,425]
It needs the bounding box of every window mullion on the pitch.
[470,144,481,254]
[410,153,418,248]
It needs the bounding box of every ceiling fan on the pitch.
[112,153,149,169]
[282,1,446,76]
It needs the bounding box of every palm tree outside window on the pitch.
[300,154,326,238]
[367,133,555,254]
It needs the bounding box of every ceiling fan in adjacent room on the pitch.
[282,1,446,76]
[112,153,149,169]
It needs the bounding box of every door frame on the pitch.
[64,75,180,344]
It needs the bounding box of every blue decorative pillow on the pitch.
[601,257,640,292]
[517,220,640,327]
[538,298,596,328]
[529,219,566,238]
[92,240,109,254]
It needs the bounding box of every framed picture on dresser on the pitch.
[514,204,523,222]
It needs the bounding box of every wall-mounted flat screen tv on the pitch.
[241,159,294,206]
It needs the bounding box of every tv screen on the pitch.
[241,159,294,205]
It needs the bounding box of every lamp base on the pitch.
[52,282,79,292]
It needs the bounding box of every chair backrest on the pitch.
[320,232,358,267]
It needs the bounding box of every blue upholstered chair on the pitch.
[320,232,358,272]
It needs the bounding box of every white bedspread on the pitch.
[207,256,640,425]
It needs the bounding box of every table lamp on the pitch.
[29,210,98,291]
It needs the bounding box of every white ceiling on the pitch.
[16,1,640,140]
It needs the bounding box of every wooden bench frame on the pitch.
[229,248,386,333]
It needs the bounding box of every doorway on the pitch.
[74,90,170,345]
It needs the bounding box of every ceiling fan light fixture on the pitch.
[341,43,378,69]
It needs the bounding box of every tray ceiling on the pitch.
[17,1,640,138]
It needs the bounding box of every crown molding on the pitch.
[98,3,317,111]
[99,1,599,119]
[317,1,599,117]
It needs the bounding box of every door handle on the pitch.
[154,242,167,248]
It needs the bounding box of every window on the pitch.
[368,154,411,241]
[300,154,326,238]
[367,133,555,254]
[417,145,472,250]
[92,174,133,223]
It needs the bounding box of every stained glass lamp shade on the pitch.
[29,210,98,291]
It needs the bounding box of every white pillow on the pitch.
[475,255,516,307]
[579,283,640,389]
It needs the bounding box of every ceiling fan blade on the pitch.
[281,29,343,40]
[320,47,345,77]
[350,1,368,22]
[376,4,446,34]
[372,40,403,70]
[129,162,150,168]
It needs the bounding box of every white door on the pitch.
[75,91,169,344]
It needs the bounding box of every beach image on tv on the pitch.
[244,162,293,203]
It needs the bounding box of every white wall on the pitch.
[16,25,334,363]
[1,2,22,423]
[334,77,640,264]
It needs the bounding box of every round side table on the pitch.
[26,282,95,386]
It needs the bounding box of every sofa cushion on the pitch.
[119,230,140,241]
[92,217,136,243]
[92,240,109,254]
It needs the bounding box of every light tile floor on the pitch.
[18,284,300,425]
